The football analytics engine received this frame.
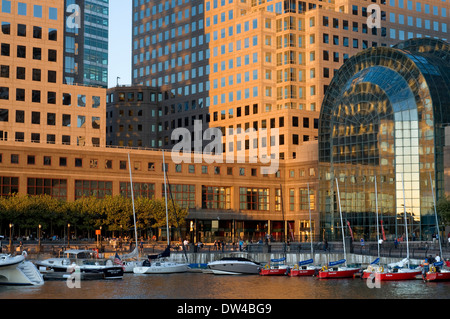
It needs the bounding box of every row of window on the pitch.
[0,175,316,212]
[0,109,100,129]
[1,1,59,20]
[0,132,100,146]
[1,21,57,40]
[0,86,101,108]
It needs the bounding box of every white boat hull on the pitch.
[133,262,189,274]
[207,259,260,275]
[0,255,44,286]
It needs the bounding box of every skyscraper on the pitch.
[132,0,449,158]
[64,0,109,88]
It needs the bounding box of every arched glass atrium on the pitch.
[319,38,450,242]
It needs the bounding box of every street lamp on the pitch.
[38,224,41,253]
[9,223,13,253]
[67,224,71,248]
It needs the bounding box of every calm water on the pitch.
[1,272,449,300]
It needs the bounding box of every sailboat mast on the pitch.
[127,153,138,253]
[162,150,170,246]
[429,172,443,258]
[375,176,380,259]
[335,178,346,266]
[401,174,410,263]
[307,183,313,255]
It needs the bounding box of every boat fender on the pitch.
[321,265,328,271]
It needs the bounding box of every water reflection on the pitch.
[0,273,449,299]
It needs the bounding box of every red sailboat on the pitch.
[317,178,360,279]
[259,257,289,276]
[423,262,450,282]
[288,259,321,277]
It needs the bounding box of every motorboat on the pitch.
[374,267,422,281]
[35,249,123,279]
[0,252,44,285]
[288,259,321,277]
[207,257,261,275]
[259,257,290,276]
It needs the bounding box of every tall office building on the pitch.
[64,0,109,88]
[0,0,106,147]
[132,0,449,158]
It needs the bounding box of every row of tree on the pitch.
[0,194,188,240]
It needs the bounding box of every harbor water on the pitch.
[1,272,449,299]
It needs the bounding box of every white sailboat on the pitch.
[117,153,144,272]
[318,178,360,279]
[373,174,422,281]
[133,150,189,274]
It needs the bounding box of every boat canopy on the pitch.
[270,257,286,263]
[148,245,170,260]
[370,258,380,265]
[298,259,314,266]
[328,259,346,267]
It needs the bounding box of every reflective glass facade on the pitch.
[319,38,450,242]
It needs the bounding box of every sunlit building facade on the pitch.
[318,38,450,242]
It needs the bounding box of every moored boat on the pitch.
[259,257,289,276]
[422,262,450,282]
[207,257,261,275]
[0,252,44,286]
[317,259,360,279]
[288,259,321,277]
[36,249,124,279]
[374,267,422,281]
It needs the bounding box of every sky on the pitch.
[108,0,132,88]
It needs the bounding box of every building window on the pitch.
[120,182,155,199]
[299,187,315,210]
[202,186,231,209]
[0,176,18,196]
[239,187,269,211]
[27,178,67,200]
[75,180,113,199]
[162,184,195,208]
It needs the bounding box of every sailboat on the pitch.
[422,172,450,282]
[133,150,189,274]
[361,176,384,279]
[317,178,360,279]
[259,185,289,276]
[373,174,421,281]
[119,153,144,273]
[288,183,321,277]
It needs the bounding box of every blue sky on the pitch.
[108,0,132,88]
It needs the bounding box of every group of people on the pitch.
[422,254,442,274]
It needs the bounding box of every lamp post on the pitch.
[9,223,13,253]
[67,223,71,248]
[38,224,41,253]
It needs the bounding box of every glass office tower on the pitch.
[64,0,109,88]
[319,38,450,242]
